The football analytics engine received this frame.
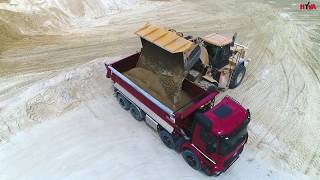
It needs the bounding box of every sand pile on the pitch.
[0,0,148,32]
[0,58,107,142]
[124,45,190,111]
[0,0,149,52]
[124,67,191,111]
[0,18,23,52]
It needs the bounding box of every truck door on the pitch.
[192,114,218,156]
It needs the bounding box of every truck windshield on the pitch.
[220,113,250,156]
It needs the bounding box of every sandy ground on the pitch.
[0,60,309,180]
[0,0,319,179]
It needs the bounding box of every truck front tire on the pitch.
[182,149,201,170]
[117,93,131,110]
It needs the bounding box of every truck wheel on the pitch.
[159,130,175,149]
[129,104,145,121]
[182,149,201,170]
[229,64,246,89]
[174,137,186,152]
[117,93,130,110]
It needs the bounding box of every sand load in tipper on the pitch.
[124,24,195,111]
[124,53,191,111]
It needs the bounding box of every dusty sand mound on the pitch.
[0,0,148,33]
[0,20,21,40]
[0,0,150,52]
[0,7,68,52]
[0,18,23,52]
[0,58,109,142]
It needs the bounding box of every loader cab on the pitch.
[202,33,233,69]
[191,96,250,174]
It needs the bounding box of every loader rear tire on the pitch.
[117,93,130,110]
[129,104,145,121]
[229,64,246,89]
[182,149,201,170]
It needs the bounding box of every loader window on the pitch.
[223,45,231,56]
[210,46,218,57]
[205,43,218,63]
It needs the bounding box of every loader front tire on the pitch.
[229,64,246,89]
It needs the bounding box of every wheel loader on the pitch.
[135,23,250,91]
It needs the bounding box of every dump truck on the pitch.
[135,23,250,90]
[105,51,251,176]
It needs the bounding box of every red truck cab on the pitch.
[182,96,250,175]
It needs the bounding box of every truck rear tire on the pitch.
[182,149,201,170]
[159,130,175,149]
[129,104,145,121]
[117,93,131,110]
[229,64,246,89]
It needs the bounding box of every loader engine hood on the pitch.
[203,96,249,136]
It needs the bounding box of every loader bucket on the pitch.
[134,23,195,75]
[135,23,194,54]
[137,39,186,105]
[124,23,196,110]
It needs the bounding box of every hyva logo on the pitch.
[299,1,317,10]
